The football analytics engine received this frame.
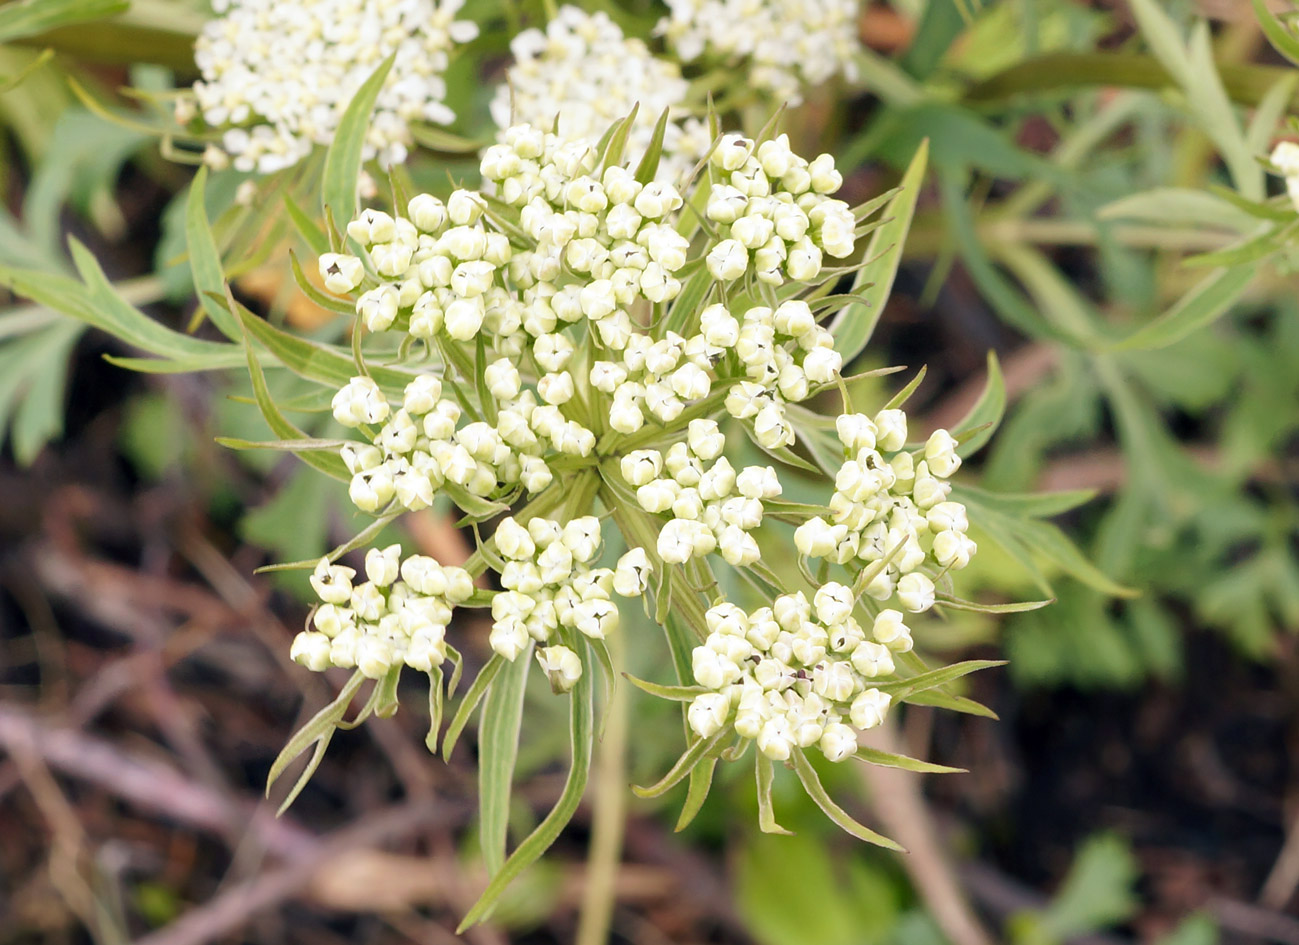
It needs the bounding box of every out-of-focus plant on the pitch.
[820,0,1299,688]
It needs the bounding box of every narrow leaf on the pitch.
[322,54,397,229]
[791,750,903,851]
[458,658,594,931]
[830,139,928,362]
[479,645,532,877]
[756,753,793,835]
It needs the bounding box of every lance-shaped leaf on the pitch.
[854,745,965,774]
[756,752,793,835]
[632,728,729,799]
[266,670,366,814]
[479,645,532,877]
[322,53,396,228]
[791,749,903,851]
[186,166,241,341]
[876,659,1005,702]
[830,139,928,362]
[443,653,507,762]
[952,350,1004,458]
[458,653,594,931]
[624,674,708,702]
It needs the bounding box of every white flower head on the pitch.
[191,0,478,172]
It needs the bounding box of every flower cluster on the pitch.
[621,419,782,566]
[489,516,649,690]
[490,6,707,182]
[715,299,843,448]
[1270,141,1299,212]
[687,590,912,761]
[795,413,974,614]
[331,373,557,513]
[187,0,478,173]
[657,0,861,103]
[315,124,890,703]
[705,133,856,286]
[292,546,474,677]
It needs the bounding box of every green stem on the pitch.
[574,632,629,945]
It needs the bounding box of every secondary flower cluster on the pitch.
[489,516,649,690]
[292,546,474,677]
[620,419,782,566]
[186,0,478,172]
[331,368,571,514]
[687,590,911,762]
[490,6,707,183]
[657,0,861,103]
[795,412,973,614]
[704,133,856,286]
[714,299,843,448]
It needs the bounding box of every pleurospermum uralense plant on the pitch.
[217,86,1042,924]
[0,40,1044,928]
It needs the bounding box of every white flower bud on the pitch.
[491,618,530,660]
[320,253,365,294]
[537,645,583,693]
[874,408,908,452]
[332,375,390,428]
[613,548,651,598]
[636,480,677,514]
[688,692,731,738]
[819,722,858,762]
[692,645,736,689]
[713,134,754,171]
[813,582,855,626]
[850,640,894,678]
[447,190,485,225]
[850,688,891,730]
[808,153,843,194]
[443,297,485,340]
[871,610,912,653]
[538,371,575,405]
[896,573,935,614]
[402,375,443,415]
[925,429,962,478]
[364,544,401,587]
[408,194,448,232]
[801,346,842,385]
[356,285,399,332]
[707,238,749,282]
[794,516,842,558]
[495,518,536,561]
[757,716,794,760]
[310,558,356,605]
[291,631,333,671]
[621,450,664,487]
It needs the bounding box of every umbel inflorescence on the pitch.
[289,119,981,793]
[489,7,708,183]
[183,0,479,173]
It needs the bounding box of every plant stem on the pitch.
[574,631,629,945]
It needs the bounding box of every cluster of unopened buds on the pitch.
[657,0,861,104]
[182,0,479,172]
[292,119,977,780]
[489,6,707,183]
[794,412,974,612]
[488,515,648,690]
[687,591,912,762]
[292,546,474,678]
[621,420,781,566]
